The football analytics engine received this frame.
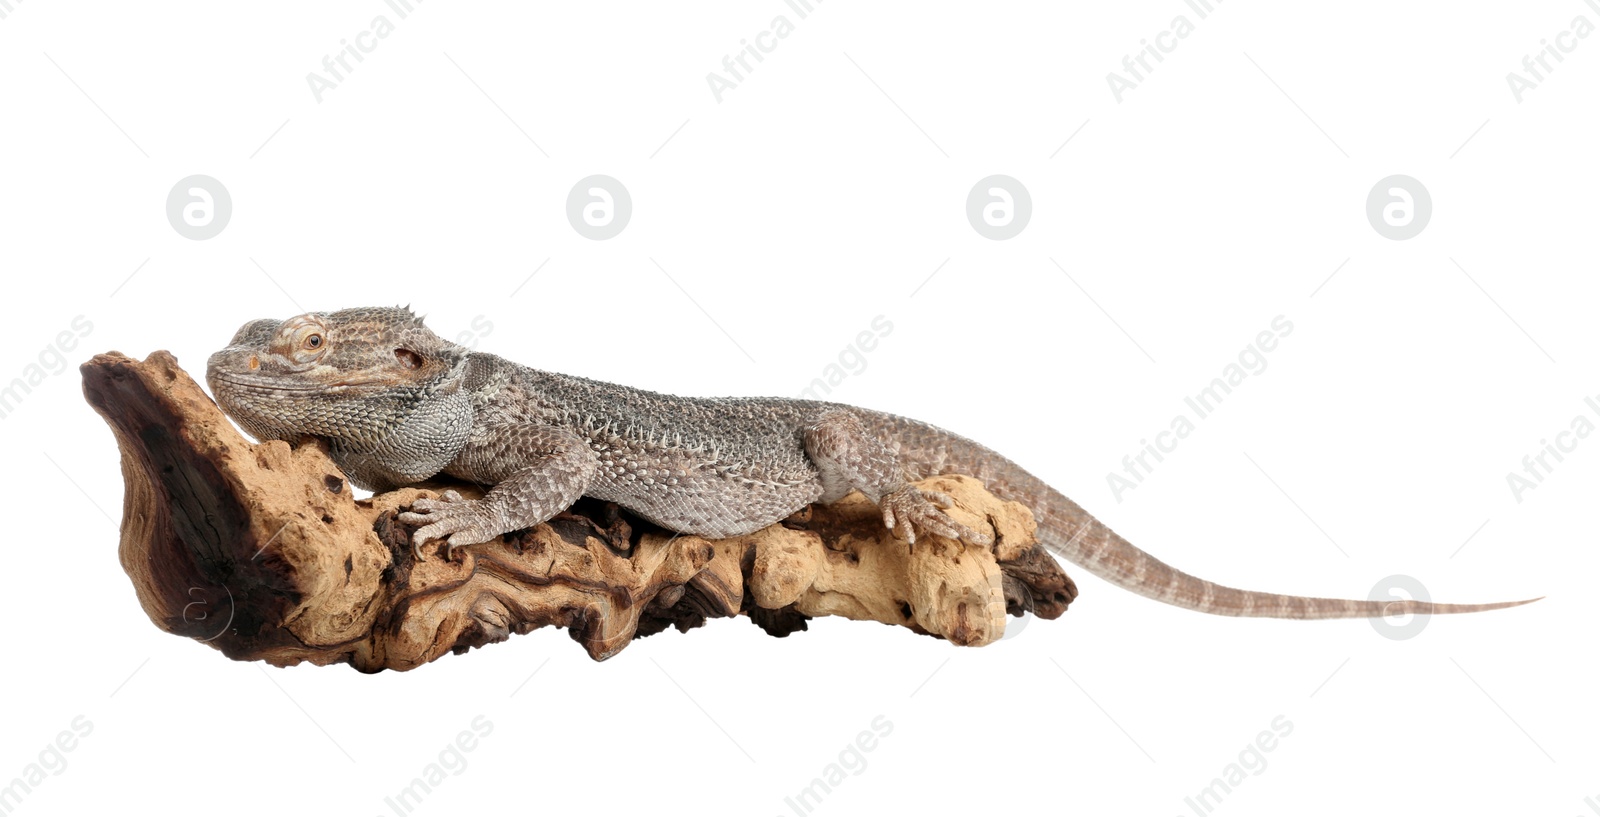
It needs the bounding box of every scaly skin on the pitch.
[206,307,1539,620]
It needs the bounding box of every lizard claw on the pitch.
[397,490,501,560]
[879,485,992,548]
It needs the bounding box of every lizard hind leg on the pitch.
[801,408,992,547]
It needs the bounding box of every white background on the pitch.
[1,1,1595,814]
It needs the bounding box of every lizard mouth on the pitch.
[209,374,393,393]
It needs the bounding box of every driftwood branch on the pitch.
[81,351,1075,672]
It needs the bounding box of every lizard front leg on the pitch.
[802,408,991,547]
[398,424,597,559]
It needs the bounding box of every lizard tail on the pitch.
[873,414,1540,619]
[1020,493,1539,619]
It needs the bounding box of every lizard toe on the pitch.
[916,513,963,541]
[896,517,916,545]
[444,532,485,561]
[403,503,487,559]
[947,520,992,547]
[409,521,463,558]
[397,510,440,527]
[406,490,469,514]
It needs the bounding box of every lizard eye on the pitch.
[395,349,422,369]
[304,333,323,350]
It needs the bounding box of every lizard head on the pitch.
[206,306,469,447]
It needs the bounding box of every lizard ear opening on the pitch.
[395,349,423,369]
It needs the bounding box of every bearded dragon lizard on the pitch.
[205,306,1537,619]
